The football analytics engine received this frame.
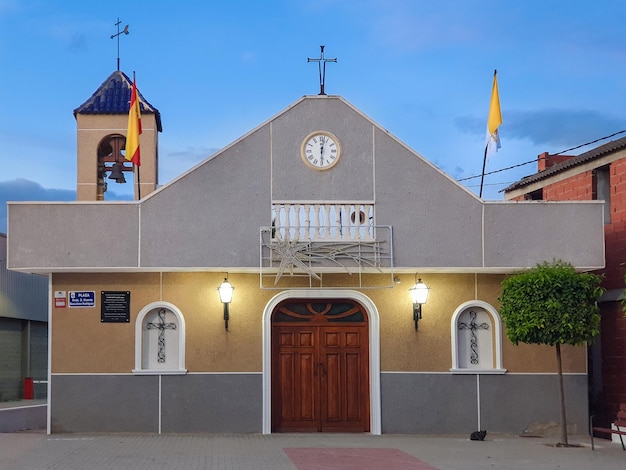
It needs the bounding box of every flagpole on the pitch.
[479,145,488,198]
[136,165,141,200]
[134,71,141,200]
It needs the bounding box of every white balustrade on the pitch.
[271,202,374,241]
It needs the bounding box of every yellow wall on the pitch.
[51,272,587,374]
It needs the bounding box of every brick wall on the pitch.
[543,170,594,201]
[604,221,626,289]
[612,159,626,221]
[596,301,626,426]
[604,159,626,288]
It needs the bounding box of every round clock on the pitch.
[300,131,341,170]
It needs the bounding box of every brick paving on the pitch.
[285,447,439,469]
[0,431,625,470]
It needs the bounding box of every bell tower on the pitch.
[73,71,162,201]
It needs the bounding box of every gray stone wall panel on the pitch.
[50,375,159,433]
[161,374,262,433]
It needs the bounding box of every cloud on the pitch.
[455,108,626,148]
[0,179,75,202]
[0,179,132,234]
[505,109,626,147]
[0,179,73,235]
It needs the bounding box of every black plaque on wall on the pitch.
[101,291,130,323]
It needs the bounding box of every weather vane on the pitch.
[110,17,130,71]
[308,45,337,95]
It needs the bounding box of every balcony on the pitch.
[260,202,393,289]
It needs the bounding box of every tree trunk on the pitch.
[556,343,569,446]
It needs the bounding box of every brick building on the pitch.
[504,138,626,430]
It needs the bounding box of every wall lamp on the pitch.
[409,277,430,331]
[217,277,234,330]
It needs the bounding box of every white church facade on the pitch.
[6,71,604,434]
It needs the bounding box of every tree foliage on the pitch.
[499,260,603,446]
[499,260,603,347]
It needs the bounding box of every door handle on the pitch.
[318,362,326,376]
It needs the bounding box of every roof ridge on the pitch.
[504,134,626,192]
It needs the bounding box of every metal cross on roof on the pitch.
[308,45,337,95]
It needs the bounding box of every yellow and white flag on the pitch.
[485,70,502,159]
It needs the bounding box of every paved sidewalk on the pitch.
[0,431,624,470]
[0,400,47,433]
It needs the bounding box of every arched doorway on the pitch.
[271,298,370,432]
[262,290,381,434]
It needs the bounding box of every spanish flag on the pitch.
[125,76,142,166]
[485,70,502,160]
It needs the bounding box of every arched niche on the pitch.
[133,301,187,375]
[450,300,506,374]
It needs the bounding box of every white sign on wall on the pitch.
[54,290,67,308]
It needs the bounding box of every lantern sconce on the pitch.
[409,276,430,331]
[217,277,234,330]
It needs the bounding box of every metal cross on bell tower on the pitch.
[308,45,337,95]
[110,17,130,71]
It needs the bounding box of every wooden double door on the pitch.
[271,299,370,432]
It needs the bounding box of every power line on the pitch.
[465,181,518,189]
[458,159,533,182]
[458,129,626,183]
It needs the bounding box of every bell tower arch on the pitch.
[73,70,162,201]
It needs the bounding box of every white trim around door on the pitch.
[261,289,381,435]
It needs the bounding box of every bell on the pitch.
[108,162,126,183]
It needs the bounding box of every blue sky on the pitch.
[2,0,626,233]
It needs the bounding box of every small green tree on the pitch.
[499,260,603,446]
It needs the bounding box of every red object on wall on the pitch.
[24,377,34,400]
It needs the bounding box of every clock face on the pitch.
[301,131,341,170]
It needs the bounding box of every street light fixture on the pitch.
[217,277,234,330]
[409,277,430,331]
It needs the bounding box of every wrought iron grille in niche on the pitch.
[458,310,489,365]
[146,308,177,363]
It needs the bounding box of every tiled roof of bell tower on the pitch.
[73,70,162,132]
